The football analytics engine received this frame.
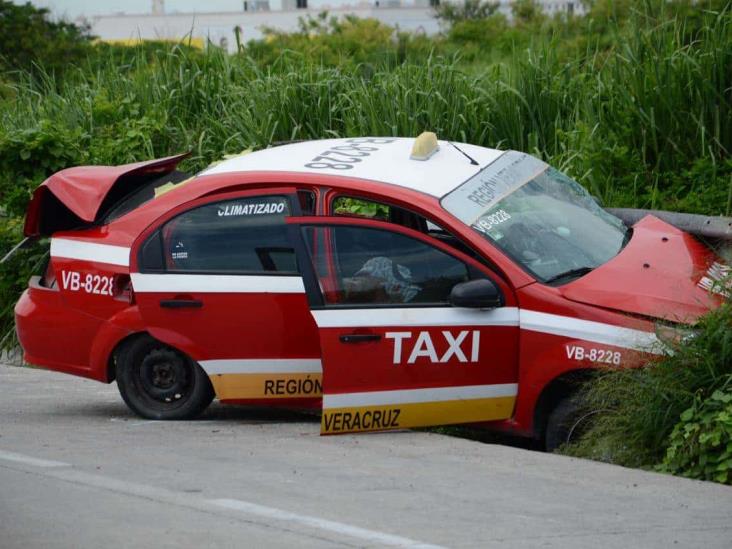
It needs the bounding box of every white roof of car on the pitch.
[201,138,505,199]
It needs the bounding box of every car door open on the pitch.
[289,216,520,435]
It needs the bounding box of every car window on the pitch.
[441,151,629,282]
[146,195,297,273]
[332,196,390,221]
[304,225,470,306]
[331,195,483,261]
[298,190,316,215]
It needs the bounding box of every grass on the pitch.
[3,9,731,212]
[563,304,732,477]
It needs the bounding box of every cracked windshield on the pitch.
[442,151,629,282]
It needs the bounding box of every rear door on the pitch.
[130,188,322,404]
[291,217,520,434]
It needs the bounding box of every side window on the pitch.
[331,194,481,260]
[141,195,297,273]
[304,225,470,306]
[333,196,390,221]
[298,190,316,215]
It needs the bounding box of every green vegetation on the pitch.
[0,0,730,482]
[3,4,730,216]
[0,1,93,77]
[661,387,732,484]
[564,303,732,484]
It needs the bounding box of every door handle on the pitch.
[339,333,382,344]
[159,299,203,309]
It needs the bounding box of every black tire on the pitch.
[544,395,593,452]
[115,336,214,420]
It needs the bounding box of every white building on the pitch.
[88,0,585,51]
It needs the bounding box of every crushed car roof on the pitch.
[201,138,504,199]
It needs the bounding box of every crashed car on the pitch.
[14,134,729,448]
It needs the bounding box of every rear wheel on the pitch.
[115,336,214,420]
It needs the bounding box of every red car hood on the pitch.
[561,215,723,323]
[24,152,189,237]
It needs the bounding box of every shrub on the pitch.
[0,120,87,216]
[660,389,732,484]
[0,0,92,77]
[0,217,47,349]
[247,13,417,67]
[434,0,499,25]
[447,15,509,48]
[565,303,732,470]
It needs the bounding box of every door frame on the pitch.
[286,215,518,309]
[130,186,303,274]
[287,216,521,434]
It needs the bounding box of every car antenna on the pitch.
[448,142,479,166]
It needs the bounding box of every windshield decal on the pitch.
[473,209,512,234]
[441,151,547,225]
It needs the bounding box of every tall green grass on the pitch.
[2,7,730,215]
[564,303,732,482]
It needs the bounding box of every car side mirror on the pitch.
[449,279,503,309]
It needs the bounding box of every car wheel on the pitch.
[544,395,594,452]
[115,336,214,420]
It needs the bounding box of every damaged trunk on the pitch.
[23,153,190,237]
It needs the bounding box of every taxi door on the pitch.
[290,216,520,434]
[130,188,322,404]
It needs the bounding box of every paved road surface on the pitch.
[1,365,730,548]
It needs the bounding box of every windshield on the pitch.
[441,151,630,283]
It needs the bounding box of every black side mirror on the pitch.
[449,279,503,309]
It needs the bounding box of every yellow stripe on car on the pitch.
[321,396,516,434]
[210,372,323,400]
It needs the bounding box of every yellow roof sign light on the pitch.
[410,132,439,161]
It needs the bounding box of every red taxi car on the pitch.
[14,135,725,448]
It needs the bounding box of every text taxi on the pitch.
[14,133,726,449]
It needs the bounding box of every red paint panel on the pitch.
[136,292,320,361]
[562,216,722,322]
[14,283,105,379]
[511,327,660,435]
[52,258,131,320]
[320,324,518,395]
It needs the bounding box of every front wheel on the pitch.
[544,395,594,452]
[115,336,214,420]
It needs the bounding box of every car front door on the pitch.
[290,216,520,434]
[130,188,322,404]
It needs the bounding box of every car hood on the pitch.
[561,215,724,324]
[24,153,189,237]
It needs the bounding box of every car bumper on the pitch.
[14,277,105,381]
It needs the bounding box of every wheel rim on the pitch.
[136,348,192,404]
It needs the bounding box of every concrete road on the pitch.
[1,365,730,549]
